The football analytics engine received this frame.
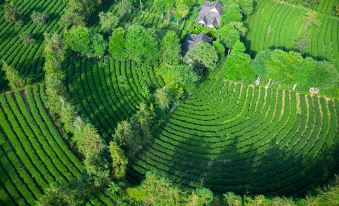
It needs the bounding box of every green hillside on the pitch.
[0,0,338,205]
[129,77,339,195]
[246,0,339,67]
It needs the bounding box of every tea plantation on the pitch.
[0,0,338,205]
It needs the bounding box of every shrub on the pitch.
[31,11,48,26]
[2,61,26,89]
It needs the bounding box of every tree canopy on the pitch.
[125,25,160,65]
[64,26,106,57]
[184,42,219,70]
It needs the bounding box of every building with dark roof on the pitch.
[182,33,213,54]
[197,1,223,28]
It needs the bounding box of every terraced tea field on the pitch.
[246,0,339,67]
[0,84,118,205]
[65,58,164,139]
[129,78,339,195]
[0,0,67,90]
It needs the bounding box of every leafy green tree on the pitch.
[224,41,254,81]
[244,195,271,206]
[306,60,338,89]
[59,98,76,134]
[92,33,106,56]
[160,31,181,65]
[31,11,48,26]
[2,61,26,89]
[184,42,219,70]
[107,182,120,194]
[3,1,22,26]
[222,2,243,25]
[109,141,128,179]
[60,0,102,28]
[20,32,36,45]
[155,88,171,110]
[252,49,271,77]
[99,12,119,33]
[113,120,134,146]
[125,25,159,65]
[115,0,134,18]
[265,50,304,85]
[223,192,242,206]
[64,26,106,57]
[231,22,248,36]
[189,188,214,206]
[237,0,254,16]
[133,102,154,135]
[37,183,82,206]
[127,171,186,205]
[73,120,110,186]
[153,0,174,18]
[109,27,127,60]
[43,32,65,73]
[158,64,199,92]
[218,24,240,49]
[213,40,226,59]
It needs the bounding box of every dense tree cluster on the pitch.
[60,0,103,28]
[253,49,338,90]
[127,171,214,206]
[108,25,159,64]
[99,1,134,33]
[184,41,219,70]
[113,103,155,157]
[224,41,254,81]
[64,26,106,57]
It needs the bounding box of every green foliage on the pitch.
[115,0,134,18]
[108,181,120,194]
[155,87,171,110]
[253,49,339,91]
[99,12,119,33]
[3,1,22,26]
[224,41,254,81]
[217,24,241,49]
[125,25,160,65]
[43,32,65,74]
[160,30,181,65]
[60,0,102,28]
[37,182,83,206]
[224,192,242,206]
[64,26,106,57]
[158,64,199,93]
[127,171,186,205]
[73,120,110,186]
[108,27,127,60]
[184,42,219,70]
[154,0,174,15]
[237,0,254,16]
[31,11,48,27]
[213,40,226,59]
[113,120,134,147]
[189,188,214,206]
[2,61,26,89]
[109,141,128,179]
[222,2,243,25]
[20,32,36,45]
